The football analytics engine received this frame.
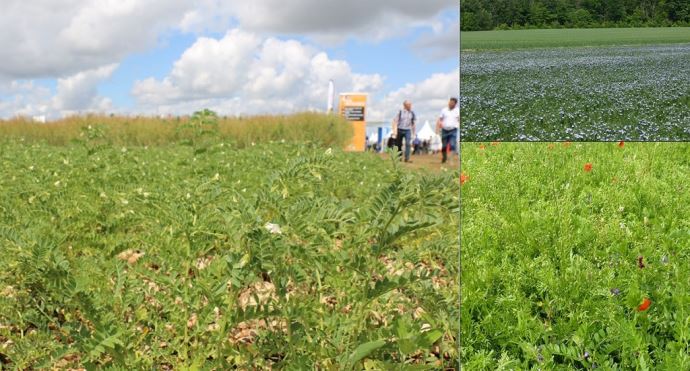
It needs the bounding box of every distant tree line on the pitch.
[461,0,690,30]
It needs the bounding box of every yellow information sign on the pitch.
[339,93,367,152]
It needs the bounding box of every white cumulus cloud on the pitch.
[0,64,118,118]
[0,81,53,118]
[0,0,190,79]
[413,21,460,60]
[132,29,385,116]
[0,1,457,119]
[52,63,119,115]
[178,0,457,43]
[369,68,459,123]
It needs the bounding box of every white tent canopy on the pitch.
[416,120,440,142]
[366,125,392,145]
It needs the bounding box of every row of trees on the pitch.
[461,0,690,30]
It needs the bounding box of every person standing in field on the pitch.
[392,100,417,163]
[437,97,459,164]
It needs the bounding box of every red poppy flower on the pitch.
[638,298,651,312]
[479,144,486,150]
[618,141,625,148]
[460,173,469,185]
[584,163,593,172]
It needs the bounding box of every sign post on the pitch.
[339,93,368,152]
[327,80,335,114]
[377,127,383,153]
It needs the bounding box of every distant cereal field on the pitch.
[461,28,690,50]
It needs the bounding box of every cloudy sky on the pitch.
[0,0,459,123]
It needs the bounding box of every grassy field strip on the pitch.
[462,27,690,50]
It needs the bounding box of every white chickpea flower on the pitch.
[264,223,282,235]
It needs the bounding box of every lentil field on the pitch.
[460,43,690,141]
[461,142,690,369]
[0,139,460,369]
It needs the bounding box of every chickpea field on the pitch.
[0,137,460,369]
[460,44,690,141]
[461,142,690,369]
